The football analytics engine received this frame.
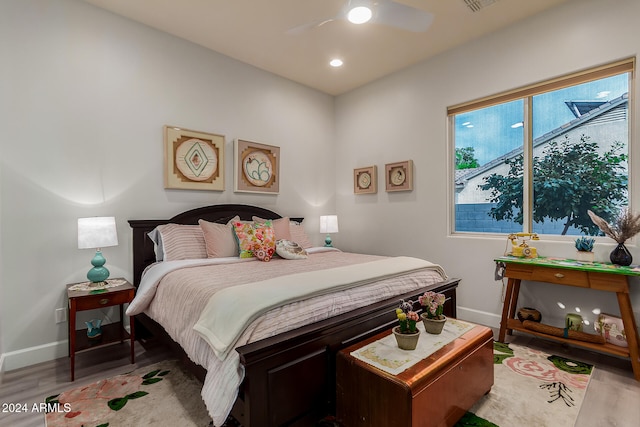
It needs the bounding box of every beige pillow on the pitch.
[252,216,292,241]
[289,222,313,249]
[199,217,240,258]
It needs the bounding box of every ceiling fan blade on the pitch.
[374,0,434,32]
[286,16,341,35]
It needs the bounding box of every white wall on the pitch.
[0,0,335,370]
[335,0,640,329]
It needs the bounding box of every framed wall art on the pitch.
[385,160,413,192]
[164,126,225,191]
[354,166,377,194]
[234,139,280,194]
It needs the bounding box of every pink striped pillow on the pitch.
[153,224,207,261]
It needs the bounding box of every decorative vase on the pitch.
[420,313,446,335]
[517,307,542,323]
[575,251,594,263]
[392,326,420,350]
[85,319,102,340]
[610,243,632,266]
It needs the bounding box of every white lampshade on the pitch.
[319,215,339,234]
[78,217,118,249]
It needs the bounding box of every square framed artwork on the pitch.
[385,160,413,192]
[354,166,377,194]
[234,139,280,194]
[164,126,225,191]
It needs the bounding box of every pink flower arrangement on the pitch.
[419,291,446,320]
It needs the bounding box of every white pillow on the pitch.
[276,239,308,260]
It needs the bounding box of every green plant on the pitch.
[479,134,628,235]
[575,236,595,252]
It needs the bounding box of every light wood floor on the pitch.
[1,334,639,427]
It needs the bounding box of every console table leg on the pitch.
[616,291,640,381]
[499,278,519,342]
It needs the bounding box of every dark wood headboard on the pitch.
[128,204,303,286]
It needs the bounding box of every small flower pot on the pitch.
[392,326,420,350]
[421,313,446,335]
[575,251,594,263]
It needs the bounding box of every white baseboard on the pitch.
[1,325,131,373]
[456,306,502,330]
[0,340,68,372]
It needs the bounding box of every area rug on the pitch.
[455,342,594,427]
[44,360,212,427]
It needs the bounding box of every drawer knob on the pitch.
[554,273,564,279]
[100,298,109,305]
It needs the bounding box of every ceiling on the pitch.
[81,0,570,96]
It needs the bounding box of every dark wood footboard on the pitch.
[233,279,458,427]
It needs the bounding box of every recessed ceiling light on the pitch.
[347,6,372,24]
[330,59,344,67]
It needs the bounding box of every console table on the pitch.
[495,256,640,381]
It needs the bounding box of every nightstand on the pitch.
[67,279,135,381]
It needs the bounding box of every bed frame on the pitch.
[128,204,460,427]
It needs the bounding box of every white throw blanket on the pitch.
[194,256,446,358]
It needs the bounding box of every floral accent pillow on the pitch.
[233,220,276,261]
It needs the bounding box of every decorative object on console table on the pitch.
[419,290,447,334]
[594,313,628,348]
[574,236,595,263]
[385,160,413,192]
[77,216,118,285]
[566,313,584,331]
[354,165,377,194]
[588,208,640,266]
[319,215,339,247]
[67,279,135,381]
[234,139,280,194]
[393,300,421,350]
[164,125,225,191]
[517,306,541,323]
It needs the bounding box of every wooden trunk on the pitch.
[336,324,493,427]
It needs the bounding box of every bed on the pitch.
[128,204,460,427]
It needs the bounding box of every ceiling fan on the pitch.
[287,0,435,35]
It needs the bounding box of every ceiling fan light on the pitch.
[347,6,372,24]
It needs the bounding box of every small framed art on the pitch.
[354,166,377,194]
[164,126,225,191]
[385,160,413,192]
[234,139,280,194]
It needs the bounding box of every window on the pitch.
[450,59,633,236]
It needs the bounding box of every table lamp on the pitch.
[319,215,339,247]
[78,216,118,284]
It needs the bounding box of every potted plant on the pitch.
[574,236,595,263]
[419,291,447,334]
[588,208,640,266]
[393,300,420,350]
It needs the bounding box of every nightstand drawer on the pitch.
[73,289,134,310]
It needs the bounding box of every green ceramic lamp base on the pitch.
[87,250,110,283]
